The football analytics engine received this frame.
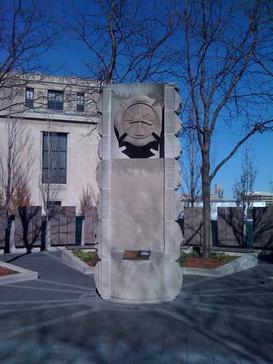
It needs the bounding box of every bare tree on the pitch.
[11,184,42,254]
[10,181,31,214]
[181,112,201,207]
[180,0,273,257]
[0,1,59,252]
[68,0,181,85]
[233,146,257,219]
[0,0,57,116]
[0,118,33,252]
[80,184,96,216]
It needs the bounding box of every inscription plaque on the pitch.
[123,250,151,260]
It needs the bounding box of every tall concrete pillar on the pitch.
[95,84,182,303]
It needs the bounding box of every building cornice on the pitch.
[0,112,98,125]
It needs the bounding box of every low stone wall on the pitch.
[60,248,95,275]
[0,260,38,285]
[182,253,258,277]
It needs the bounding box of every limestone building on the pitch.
[0,74,100,213]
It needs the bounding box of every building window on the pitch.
[77,92,84,112]
[48,90,64,110]
[25,87,34,108]
[47,200,61,207]
[42,132,67,184]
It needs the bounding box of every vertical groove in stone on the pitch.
[164,85,183,254]
[99,85,112,299]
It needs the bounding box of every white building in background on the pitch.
[210,199,237,220]
[248,191,273,206]
[0,73,100,213]
[179,189,273,220]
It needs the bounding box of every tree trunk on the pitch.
[4,214,10,254]
[45,216,51,250]
[201,150,211,258]
[23,224,31,254]
[24,229,31,254]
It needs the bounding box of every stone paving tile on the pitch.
[160,319,187,364]
[187,329,214,364]
[212,344,241,364]
[0,253,273,363]
[1,252,95,287]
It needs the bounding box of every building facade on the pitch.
[248,191,273,206]
[0,74,100,213]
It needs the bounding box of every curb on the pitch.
[60,248,95,275]
[0,260,38,285]
[181,253,258,277]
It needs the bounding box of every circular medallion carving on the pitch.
[122,103,158,139]
[114,95,162,150]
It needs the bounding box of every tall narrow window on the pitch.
[77,92,84,112]
[48,90,64,110]
[42,132,67,184]
[25,87,34,108]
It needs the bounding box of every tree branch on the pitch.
[210,119,273,181]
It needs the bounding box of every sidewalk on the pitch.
[0,252,273,363]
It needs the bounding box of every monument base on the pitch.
[95,250,183,304]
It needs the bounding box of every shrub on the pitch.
[72,249,99,266]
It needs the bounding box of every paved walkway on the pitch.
[0,252,273,363]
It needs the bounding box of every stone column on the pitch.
[95,83,183,303]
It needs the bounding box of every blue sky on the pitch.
[45,39,273,198]
[37,1,273,198]
[211,131,272,198]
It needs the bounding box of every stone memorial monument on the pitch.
[95,84,182,303]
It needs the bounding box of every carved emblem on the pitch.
[122,103,157,140]
[114,95,162,157]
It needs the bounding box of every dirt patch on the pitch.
[183,256,238,269]
[0,266,17,277]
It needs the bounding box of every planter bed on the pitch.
[179,250,258,277]
[0,260,38,285]
[183,255,238,269]
[72,248,99,267]
[60,248,98,275]
[0,266,17,277]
